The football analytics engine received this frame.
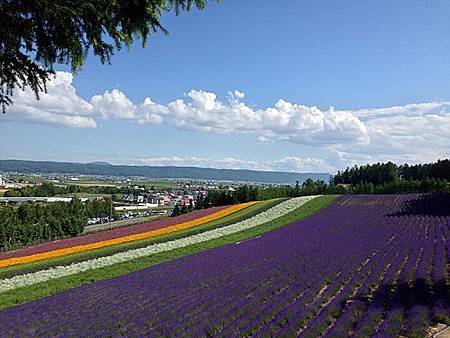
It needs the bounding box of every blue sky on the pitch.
[2,0,450,173]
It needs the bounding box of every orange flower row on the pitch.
[0,202,257,269]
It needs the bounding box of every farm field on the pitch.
[0,194,448,337]
[56,178,181,189]
[0,201,266,280]
[0,196,326,309]
[0,203,254,268]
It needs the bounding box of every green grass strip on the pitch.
[0,198,284,280]
[0,195,338,310]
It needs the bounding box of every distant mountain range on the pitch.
[87,161,112,166]
[0,159,330,184]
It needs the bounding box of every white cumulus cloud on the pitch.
[3,72,97,128]
[2,71,450,167]
[135,156,334,173]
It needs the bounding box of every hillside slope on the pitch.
[0,159,330,184]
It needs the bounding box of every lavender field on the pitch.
[0,194,448,337]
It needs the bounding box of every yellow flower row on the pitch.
[0,202,258,269]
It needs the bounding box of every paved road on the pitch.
[83,214,167,234]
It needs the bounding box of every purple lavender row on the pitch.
[325,212,421,336]
[327,198,449,337]
[298,212,412,337]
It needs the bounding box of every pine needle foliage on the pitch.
[0,0,218,112]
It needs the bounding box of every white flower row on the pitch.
[0,196,319,293]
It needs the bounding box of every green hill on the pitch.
[0,159,330,184]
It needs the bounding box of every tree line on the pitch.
[190,181,337,210]
[170,186,261,216]
[332,159,450,194]
[3,182,141,199]
[198,159,450,206]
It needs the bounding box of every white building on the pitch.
[0,175,19,189]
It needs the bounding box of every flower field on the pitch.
[0,205,231,261]
[0,196,316,293]
[0,194,448,337]
[0,202,255,268]
[0,198,285,284]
